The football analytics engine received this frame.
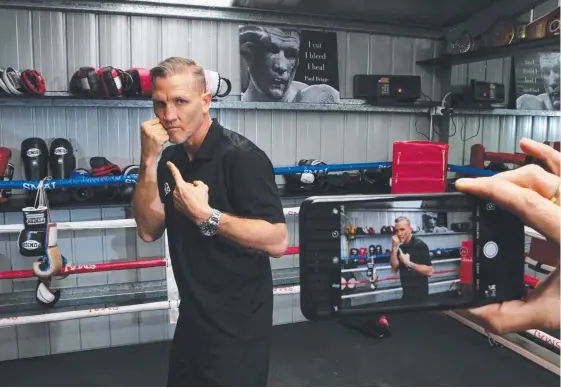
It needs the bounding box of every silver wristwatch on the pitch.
[199,208,221,236]
[407,262,414,270]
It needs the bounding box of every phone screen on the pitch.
[337,194,475,312]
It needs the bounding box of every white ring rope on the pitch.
[341,258,461,273]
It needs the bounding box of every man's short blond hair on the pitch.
[395,216,411,225]
[150,57,206,92]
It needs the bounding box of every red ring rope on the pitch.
[0,246,300,280]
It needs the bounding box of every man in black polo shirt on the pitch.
[131,57,288,387]
[390,216,433,302]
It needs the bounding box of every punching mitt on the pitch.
[90,157,121,201]
[0,147,13,204]
[70,168,93,202]
[204,70,232,98]
[21,70,46,95]
[69,67,101,97]
[1,67,24,96]
[48,138,76,204]
[32,223,66,279]
[21,137,49,181]
[124,68,152,97]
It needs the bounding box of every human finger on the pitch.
[520,138,560,175]
[455,178,561,245]
[397,248,404,256]
[457,299,538,334]
[479,164,560,201]
[166,162,184,184]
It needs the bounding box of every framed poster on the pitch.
[239,25,340,104]
[514,51,560,111]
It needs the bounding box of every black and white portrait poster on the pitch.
[514,51,560,111]
[239,25,340,104]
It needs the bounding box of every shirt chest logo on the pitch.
[164,182,171,196]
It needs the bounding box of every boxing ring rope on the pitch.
[0,246,300,280]
[0,161,497,192]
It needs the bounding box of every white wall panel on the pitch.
[0,9,33,70]
[32,11,68,91]
[99,15,131,69]
[66,13,99,81]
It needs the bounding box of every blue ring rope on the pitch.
[0,162,498,190]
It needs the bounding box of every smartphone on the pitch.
[298,192,526,321]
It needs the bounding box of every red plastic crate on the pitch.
[391,141,449,194]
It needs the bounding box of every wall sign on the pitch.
[239,24,340,104]
[513,51,560,111]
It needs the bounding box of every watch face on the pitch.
[201,222,218,236]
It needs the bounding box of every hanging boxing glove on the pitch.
[33,223,65,278]
[36,278,61,308]
[18,206,48,257]
[48,138,76,205]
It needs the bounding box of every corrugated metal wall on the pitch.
[0,3,558,362]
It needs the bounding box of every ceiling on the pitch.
[234,0,500,29]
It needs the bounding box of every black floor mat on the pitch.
[0,311,558,387]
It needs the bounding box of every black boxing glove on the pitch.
[90,157,121,201]
[48,138,76,204]
[70,169,93,202]
[119,165,139,199]
[18,206,47,257]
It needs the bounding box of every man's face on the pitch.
[152,73,211,144]
[540,53,560,109]
[250,28,300,100]
[395,221,412,243]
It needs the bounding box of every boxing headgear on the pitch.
[70,67,101,97]
[124,68,152,97]
[21,70,46,95]
[204,70,231,98]
[97,66,129,97]
[1,67,24,96]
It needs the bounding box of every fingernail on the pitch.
[455,178,477,188]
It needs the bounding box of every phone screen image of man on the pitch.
[338,198,474,310]
[394,216,433,303]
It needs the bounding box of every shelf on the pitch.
[2,93,557,116]
[453,108,561,117]
[0,94,435,114]
[417,36,560,67]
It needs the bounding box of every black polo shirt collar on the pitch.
[193,119,222,160]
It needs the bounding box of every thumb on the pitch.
[167,161,184,183]
[397,248,404,256]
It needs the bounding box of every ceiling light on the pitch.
[183,0,235,7]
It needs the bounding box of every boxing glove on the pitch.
[18,206,48,257]
[368,245,376,257]
[21,138,49,187]
[293,84,341,104]
[48,138,76,204]
[119,164,139,199]
[90,157,121,201]
[33,223,65,278]
[70,169,93,202]
[348,248,359,270]
[0,147,13,204]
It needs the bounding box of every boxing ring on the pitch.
[0,160,558,377]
